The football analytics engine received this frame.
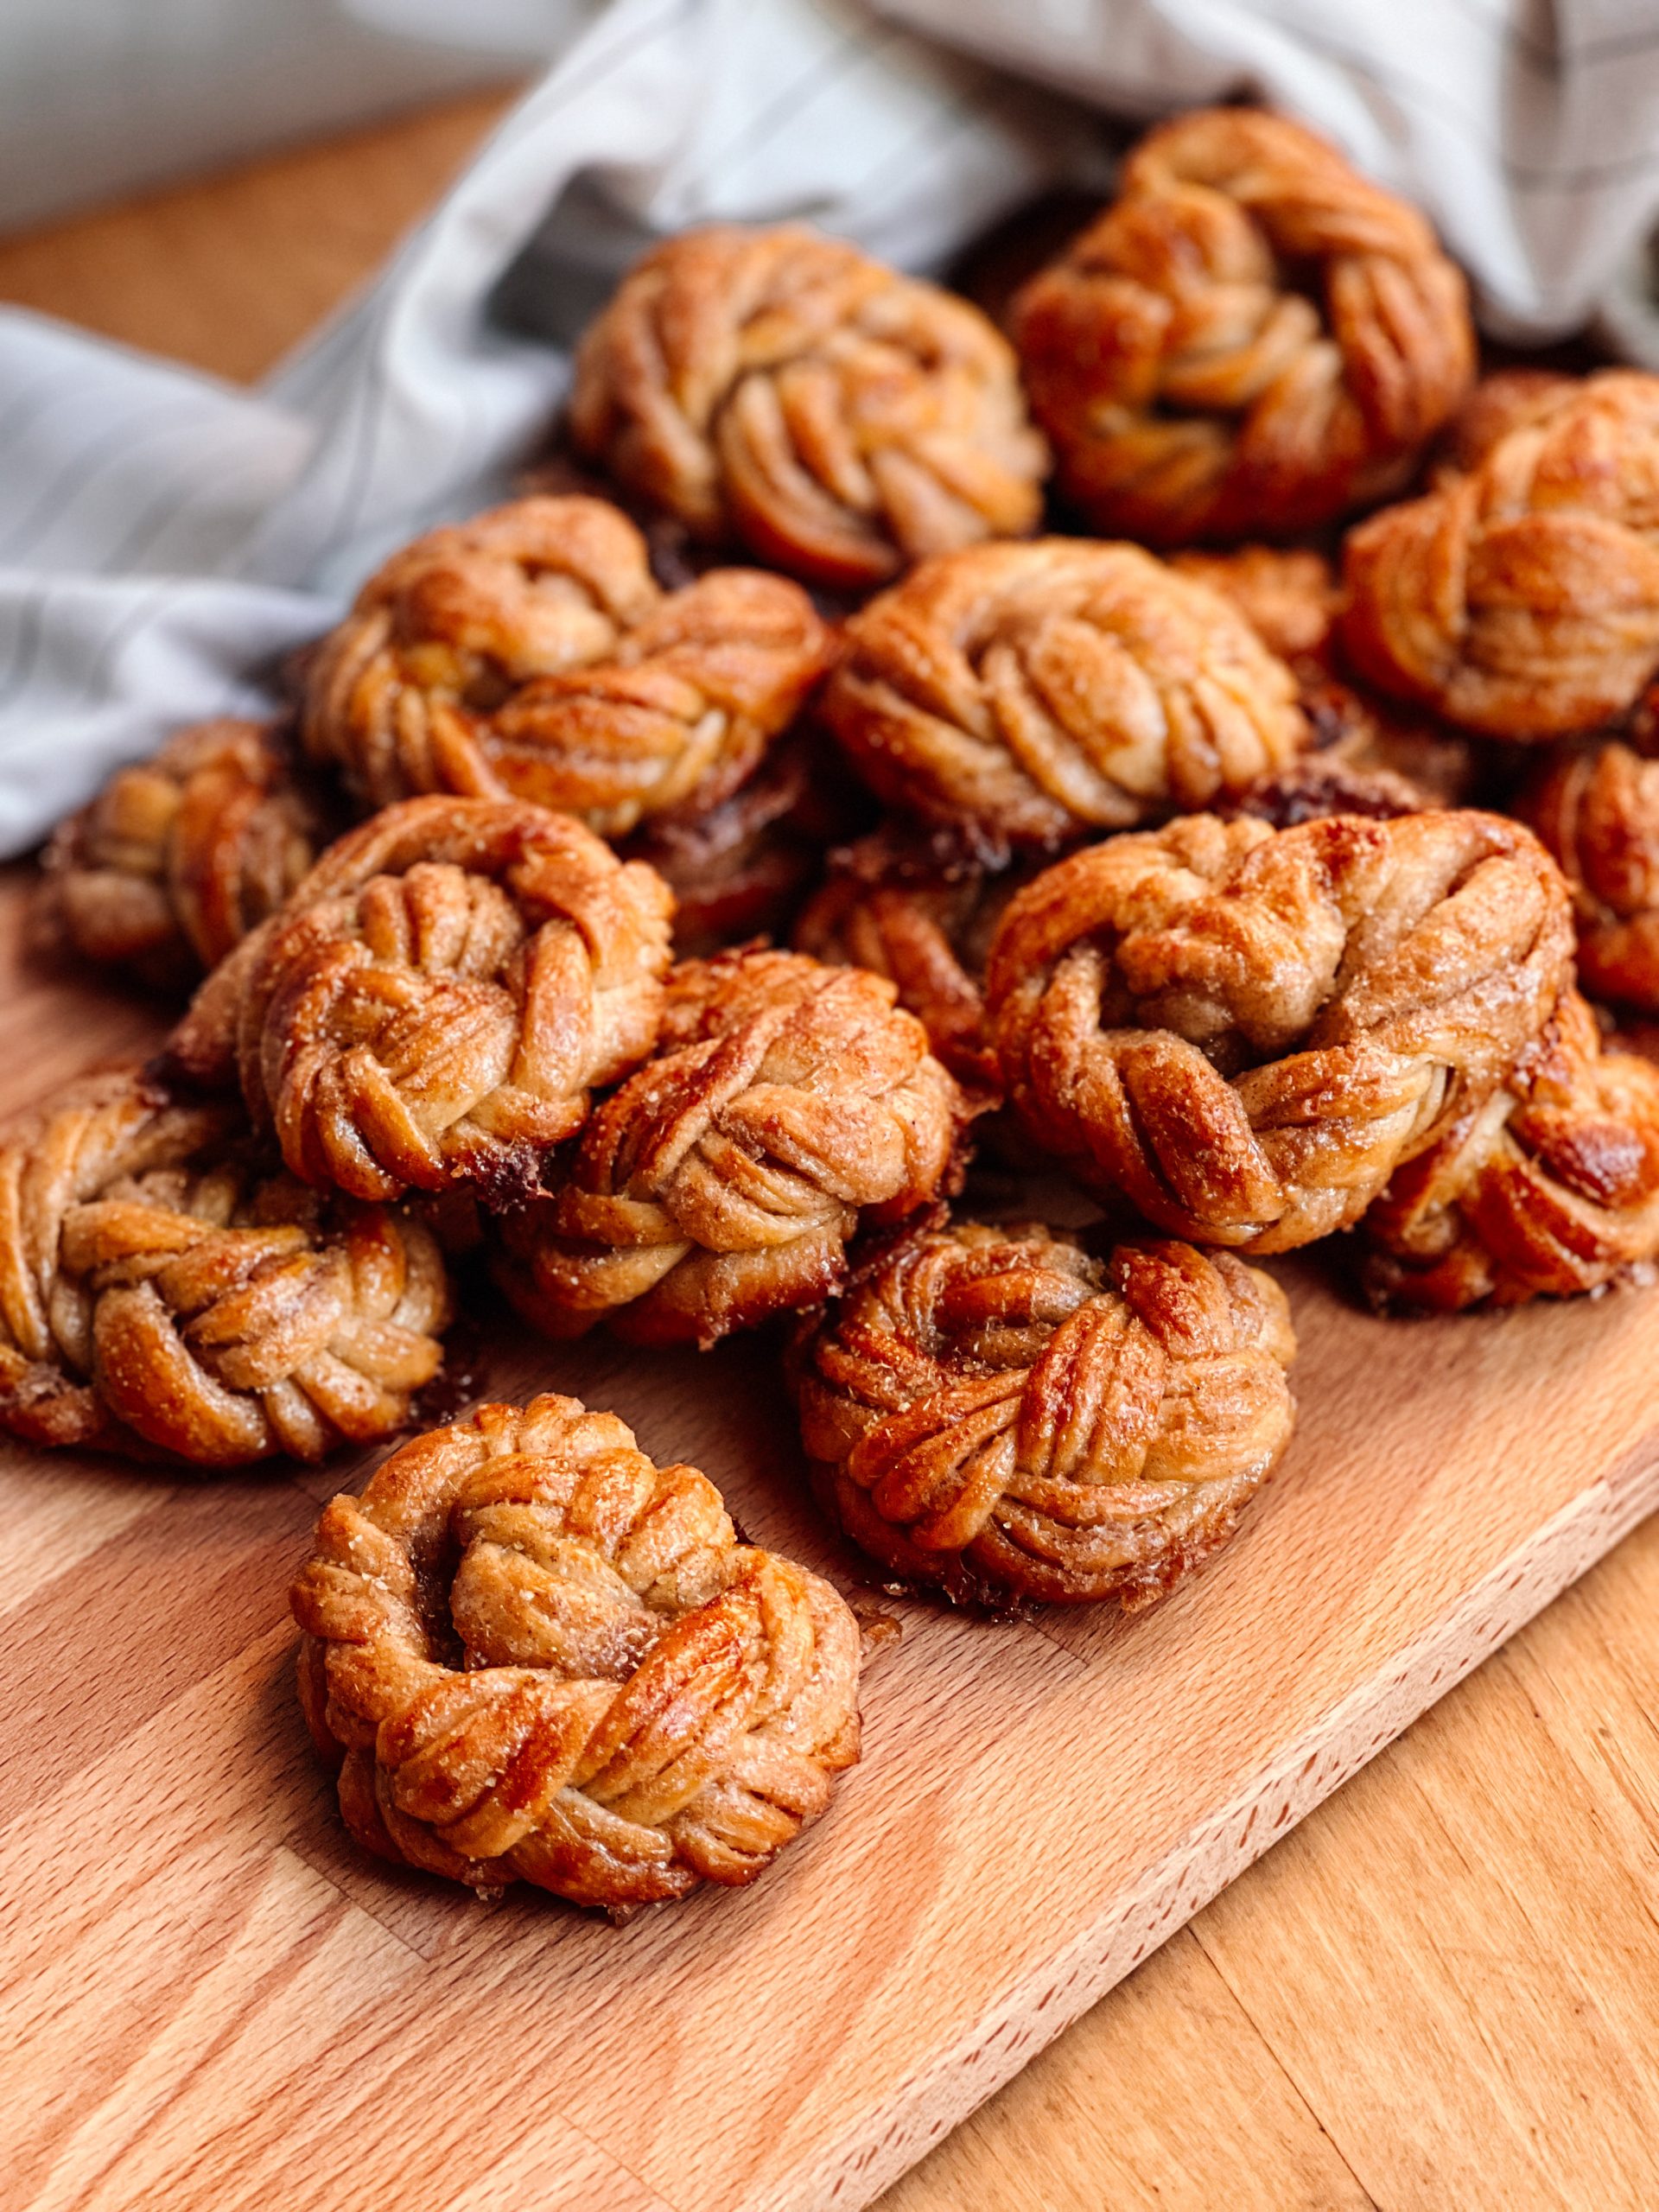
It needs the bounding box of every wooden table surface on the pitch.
[4,88,1658,2212]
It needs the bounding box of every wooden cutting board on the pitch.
[7,869,1659,2212]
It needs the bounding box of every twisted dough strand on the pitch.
[1342,371,1659,739]
[792,1220,1295,1607]
[821,540,1307,850]
[302,495,833,835]
[292,1391,861,1911]
[568,225,1046,588]
[167,796,675,1206]
[793,832,1025,1100]
[1518,738,1659,1010]
[1363,992,1659,1308]
[0,1070,449,1463]
[494,949,963,1346]
[37,721,329,988]
[1013,108,1473,543]
[985,810,1574,1252]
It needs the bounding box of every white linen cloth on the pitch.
[4,0,1659,855]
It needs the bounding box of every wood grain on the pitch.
[5,97,1659,2212]
[2,861,1657,2212]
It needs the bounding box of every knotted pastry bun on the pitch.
[791,1219,1296,1608]
[37,720,330,989]
[293,1391,861,1912]
[1012,108,1473,543]
[1363,991,1659,1309]
[1342,371,1659,740]
[493,949,962,1347]
[985,810,1574,1253]
[0,1069,449,1463]
[1518,738,1659,1009]
[821,540,1307,851]
[567,224,1047,589]
[302,495,834,836]
[167,796,674,1207]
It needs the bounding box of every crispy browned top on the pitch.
[1342,371,1659,740]
[1363,991,1659,1308]
[821,539,1307,849]
[793,1219,1295,1608]
[167,795,675,1207]
[292,1391,861,1910]
[302,494,833,835]
[985,809,1575,1252]
[493,948,962,1348]
[0,1069,448,1464]
[1012,107,1473,543]
[567,224,1047,588]
[37,720,330,988]
[1519,737,1659,1010]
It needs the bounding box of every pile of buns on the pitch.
[22,106,1659,1915]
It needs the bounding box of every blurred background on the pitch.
[0,0,563,229]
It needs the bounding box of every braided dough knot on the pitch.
[0,1071,448,1463]
[303,495,832,835]
[494,949,963,1345]
[1013,108,1473,542]
[168,796,675,1205]
[986,810,1574,1252]
[1363,990,1659,1308]
[793,1222,1295,1605]
[292,1392,861,1908]
[822,540,1307,848]
[1520,737,1659,1007]
[38,719,327,986]
[1343,372,1659,738]
[568,225,1047,588]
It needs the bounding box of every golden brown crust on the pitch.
[36,721,330,989]
[820,540,1307,850]
[791,832,1025,1099]
[0,1068,449,1464]
[302,495,835,836]
[791,1220,1295,1607]
[1517,738,1659,1009]
[165,795,675,1206]
[291,1390,861,1910]
[1342,370,1659,740]
[1363,992,1659,1308]
[1012,108,1473,543]
[492,949,963,1347]
[984,810,1575,1253]
[566,224,1047,589]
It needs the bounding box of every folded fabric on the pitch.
[3,0,1657,855]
